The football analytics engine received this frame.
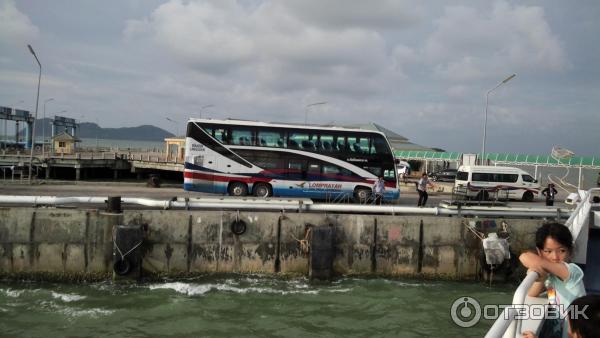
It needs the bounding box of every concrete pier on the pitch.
[0,207,544,281]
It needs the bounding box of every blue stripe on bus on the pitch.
[185,182,399,200]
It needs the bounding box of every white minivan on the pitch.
[454,165,540,202]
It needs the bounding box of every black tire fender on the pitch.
[231,220,247,235]
[113,258,132,276]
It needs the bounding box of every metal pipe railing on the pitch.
[485,271,539,338]
[0,195,572,218]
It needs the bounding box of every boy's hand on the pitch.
[527,268,547,282]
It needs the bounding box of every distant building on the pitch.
[341,122,436,152]
[165,136,185,162]
[52,131,80,154]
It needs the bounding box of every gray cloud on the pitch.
[0,0,39,47]
[0,0,598,157]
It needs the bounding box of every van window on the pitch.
[499,174,518,183]
[456,171,468,181]
[522,174,535,183]
[472,173,490,182]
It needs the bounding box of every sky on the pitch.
[1,0,599,156]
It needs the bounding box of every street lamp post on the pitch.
[95,118,100,150]
[305,101,327,125]
[200,104,214,118]
[27,44,41,184]
[42,98,54,156]
[481,74,516,165]
[166,117,178,136]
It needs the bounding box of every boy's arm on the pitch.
[519,252,569,281]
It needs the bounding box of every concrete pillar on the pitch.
[45,166,50,179]
[113,170,118,180]
[25,121,32,149]
[76,167,81,181]
[309,225,335,280]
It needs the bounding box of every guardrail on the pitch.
[0,195,573,218]
[485,271,540,338]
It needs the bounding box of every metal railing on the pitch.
[485,271,540,338]
[0,195,573,218]
[566,188,600,263]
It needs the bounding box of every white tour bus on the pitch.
[183,118,400,202]
[454,165,540,202]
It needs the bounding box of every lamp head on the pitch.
[502,74,516,83]
[27,44,35,55]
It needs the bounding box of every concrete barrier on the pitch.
[0,207,545,281]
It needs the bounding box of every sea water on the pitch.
[0,276,513,337]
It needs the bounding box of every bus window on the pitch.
[371,135,391,155]
[289,132,318,151]
[214,128,228,144]
[307,163,321,179]
[202,127,214,137]
[335,136,348,153]
[319,135,334,152]
[231,128,253,146]
[286,160,306,180]
[288,132,306,149]
[347,136,369,154]
[322,164,340,176]
[257,130,285,148]
[254,157,283,170]
[365,166,382,176]
[384,169,396,181]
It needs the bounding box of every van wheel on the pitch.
[354,187,371,203]
[228,182,248,196]
[253,182,272,198]
[522,191,534,202]
[476,191,489,201]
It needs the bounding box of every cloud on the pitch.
[0,0,39,46]
[278,0,422,30]
[125,0,256,74]
[124,0,404,97]
[425,2,568,82]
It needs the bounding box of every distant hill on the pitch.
[31,119,175,141]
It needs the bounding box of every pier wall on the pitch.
[0,207,545,281]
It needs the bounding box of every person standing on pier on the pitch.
[373,176,385,205]
[542,183,558,206]
[417,173,434,207]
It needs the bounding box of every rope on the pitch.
[464,221,485,240]
[291,227,312,254]
[114,239,143,260]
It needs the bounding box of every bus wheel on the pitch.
[228,182,248,196]
[253,182,272,198]
[354,187,371,203]
[522,191,534,202]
